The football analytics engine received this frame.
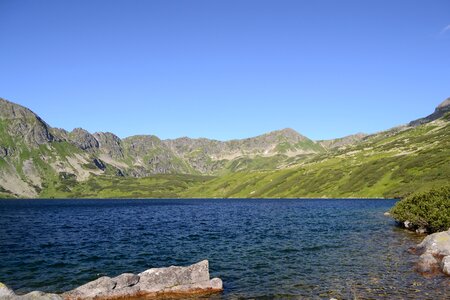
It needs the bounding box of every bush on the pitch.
[390,186,450,233]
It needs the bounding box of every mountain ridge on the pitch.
[0,96,449,198]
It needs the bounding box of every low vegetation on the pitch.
[0,98,449,200]
[40,174,214,199]
[183,121,450,199]
[390,186,450,233]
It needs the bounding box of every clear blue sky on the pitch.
[0,0,449,141]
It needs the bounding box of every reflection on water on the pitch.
[0,199,448,299]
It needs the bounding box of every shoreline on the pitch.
[0,197,396,200]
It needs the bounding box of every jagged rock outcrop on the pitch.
[0,98,54,146]
[409,97,450,126]
[93,132,124,160]
[50,128,70,142]
[123,135,193,175]
[0,260,223,300]
[69,128,99,151]
[414,230,450,276]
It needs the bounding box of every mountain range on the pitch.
[0,97,449,198]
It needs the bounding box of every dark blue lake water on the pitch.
[0,199,449,299]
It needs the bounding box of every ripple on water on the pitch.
[0,198,449,299]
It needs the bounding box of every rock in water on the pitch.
[19,291,63,300]
[0,260,222,300]
[442,256,450,276]
[416,230,450,256]
[417,252,439,274]
[0,283,16,298]
[414,230,450,276]
[0,282,63,300]
[63,260,223,299]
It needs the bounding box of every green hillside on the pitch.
[183,116,450,199]
[0,97,449,199]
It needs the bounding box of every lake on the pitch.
[0,199,449,299]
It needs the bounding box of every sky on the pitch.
[0,0,449,141]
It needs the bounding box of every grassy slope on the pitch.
[183,118,450,199]
[40,174,215,198]
[2,115,448,199]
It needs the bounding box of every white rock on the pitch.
[0,283,15,298]
[64,260,222,300]
[417,230,450,256]
[441,256,450,276]
[404,220,412,228]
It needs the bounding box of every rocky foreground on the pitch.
[415,230,450,276]
[0,260,223,300]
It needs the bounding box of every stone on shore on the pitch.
[414,230,450,276]
[417,252,439,274]
[18,291,63,300]
[442,256,450,276]
[0,283,63,300]
[0,283,16,298]
[1,260,222,300]
[63,260,222,299]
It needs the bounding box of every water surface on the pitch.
[0,199,449,299]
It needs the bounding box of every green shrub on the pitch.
[390,186,450,233]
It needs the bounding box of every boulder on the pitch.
[0,283,15,298]
[1,260,222,300]
[0,283,63,300]
[63,276,116,299]
[113,273,140,289]
[416,230,450,256]
[63,260,222,299]
[19,291,63,300]
[442,256,450,276]
[404,220,412,229]
[415,227,427,234]
[417,252,439,274]
[414,230,450,276]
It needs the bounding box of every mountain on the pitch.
[0,96,448,199]
[0,97,324,197]
[409,97,450,126]
[318,133,367,150]
[185,100,450,199]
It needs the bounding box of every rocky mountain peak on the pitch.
[436,97,450,111]
[93,132,124,159]
[410,97,450,126]
[0,97,54,146]
[266,128,306,141]
[69,128,99,151]
[0,97,37,120]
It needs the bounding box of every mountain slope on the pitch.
[184,99,450,198]
[409,97,450,126]
[0,97,448,198]
[0,97,325,197]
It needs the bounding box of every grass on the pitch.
[183,120,450,199]
[40,174,215,198]
[0,113,449,200]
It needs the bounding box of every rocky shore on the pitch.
[0,260,222,300]
[414,230,450,276]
